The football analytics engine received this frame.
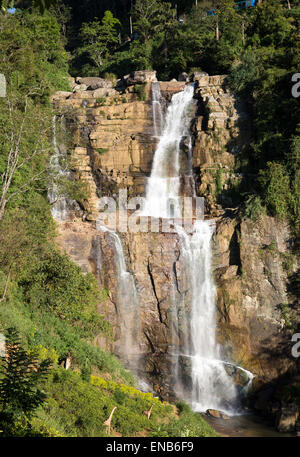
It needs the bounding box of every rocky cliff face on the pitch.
[52,71,299,400]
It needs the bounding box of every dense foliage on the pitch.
[0,328,51,431]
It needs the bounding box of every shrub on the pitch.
[96,97,106,106]
[103,73,117,84]
[259,162,292,219]
[244,195,265,221]
[20,251,100,324]
[216,168,223,195]
[134,83,147,101]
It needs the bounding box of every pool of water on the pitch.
[203,412,295,437]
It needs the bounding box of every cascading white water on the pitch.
[143,85,195,218]
[144,83,242,413]
[97,225,140,366]
[176,220,237,413]
[48,115,77,221]
[151,82,164,139]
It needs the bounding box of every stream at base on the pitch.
[203,413,294,437]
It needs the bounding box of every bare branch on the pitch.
[0,268,11,304]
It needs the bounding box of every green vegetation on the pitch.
[0,334,216,437]
[216,168,223,195]
[76,10,121,75]
[36,369,217,437]
[26,0,298,232]
[0,0,299,437]
[97,147,109,155]
[279,303,293,328]
[96,97,106,105]
[243,195,265,221]
[0,327,51,436]
[134,83,147,101]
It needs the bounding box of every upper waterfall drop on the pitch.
[143,84,195,218]
[151,81,164,139]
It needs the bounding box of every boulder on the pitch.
[159,81,186,99]
[209,75,227,86]
[192,71,209,82]
[51,91,72,102]
[69,76,76,89]
[73,84,88,92]
[276,404,299,432]
[127,70,157,85]
[92,88,117,98]
[178,72,189,82]
[206,409,230,420]
[76,77,114,90]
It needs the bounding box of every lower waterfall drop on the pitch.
[176,220,238,413]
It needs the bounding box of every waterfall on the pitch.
[176,221,237,413]
[48,115,78,221]
[151,82,164,139]
[97,225,140,368]
[143,85,195,218]
[144,83,242,414]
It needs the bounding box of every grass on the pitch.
[31,369,218,437]
[0,284,133,386]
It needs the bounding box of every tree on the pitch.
[49,0,72,43]
[132,0,175,44]
[130,0,176,72]
[0,327,51,424]
[0,0,58,13]
[0,11,69,222]
[78,10,121,70]
[0,93,51,222]
[259,162,292,219]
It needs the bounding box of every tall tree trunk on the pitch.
[216,19,219,41]
[0,201,6,223]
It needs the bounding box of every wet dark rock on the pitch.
[276,404,299,432]
[206,409,230,420]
